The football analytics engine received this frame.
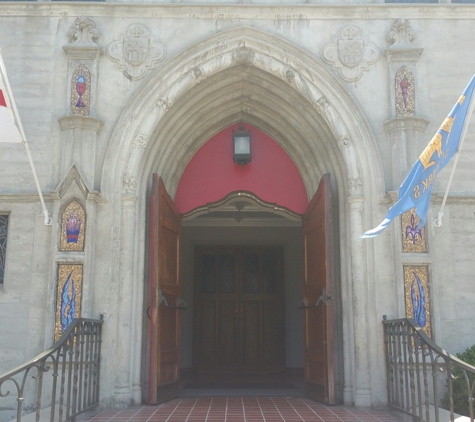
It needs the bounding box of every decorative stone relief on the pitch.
[156,97,172,112]
[322,26,380,82]
[348,178,363,196]
[387,19,416,47]
[68,17,100,46]
[384,19,423,63]
[314,95,352,149]
[107,24,166,81]
[232,47,255,65]
[133,133,149,150]
[123,171,137,193]
[396,66,415,117]
[192,67,207,84]
[71,65,91,116]
[404,265,431,338]
[338,136,352,149]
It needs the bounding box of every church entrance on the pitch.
[146,124,339,406]
[193,246,285,375]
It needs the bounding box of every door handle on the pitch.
[297,288,327,309]
[235,304,239,317]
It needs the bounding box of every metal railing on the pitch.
[383,318,475,422]
[0,317,103,422]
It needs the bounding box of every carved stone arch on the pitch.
[101,27,384,202]
[101,27,386,408]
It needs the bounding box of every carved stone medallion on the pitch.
[107,24,166,81]
[322,26,380,82]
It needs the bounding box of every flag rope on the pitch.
[434,82,475,227]
[0,49,52,225]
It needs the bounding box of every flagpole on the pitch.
[434,87,475,227]
[0,49,52,226]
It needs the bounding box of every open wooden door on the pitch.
[149,174,183,404]
[301,173,335,404]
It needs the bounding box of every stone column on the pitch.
[348,194,372,407]
[384,19,427,191]
[59,17,104,189]
[114,194,138,406]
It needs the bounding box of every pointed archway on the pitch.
[101,27,384,408]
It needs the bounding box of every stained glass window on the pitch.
[0,215,9,284]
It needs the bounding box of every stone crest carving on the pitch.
[322,26,380,82]
[68,17,100,45]
[107,24,166,80]
[387,19,416,47]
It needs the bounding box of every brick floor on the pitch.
[77,398,409,422]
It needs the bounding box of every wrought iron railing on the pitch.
[383,318,475,422]
[0,317,103,422]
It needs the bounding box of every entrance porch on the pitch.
[77,398,408,422]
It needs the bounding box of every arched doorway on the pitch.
[101,27,385,409]
[146,124,337,404]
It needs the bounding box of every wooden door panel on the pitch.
[149,175,182,405]
[160,225,179,288]
[217,300,237,365]
[262,300,284,368]
[243,301,260,367]
[302,174,335,404]
[195,247,284,375]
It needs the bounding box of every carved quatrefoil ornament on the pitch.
[107,24,166,81]
[322,26,380,83]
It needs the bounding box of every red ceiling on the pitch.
[174,123,308,214]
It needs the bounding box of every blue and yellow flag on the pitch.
[361,74,475,238]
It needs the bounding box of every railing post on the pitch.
[383,318,475,422]
[0,318,103,422]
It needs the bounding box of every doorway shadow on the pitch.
[179,371,305,398]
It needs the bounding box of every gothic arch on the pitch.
[101,26,385,408]
[101,26,383,200]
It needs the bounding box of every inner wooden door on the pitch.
[194,246,285,375]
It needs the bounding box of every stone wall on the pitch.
[0,3,475,414]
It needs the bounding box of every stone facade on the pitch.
[1,2,475,417]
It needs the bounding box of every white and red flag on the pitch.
[0,68,22,143]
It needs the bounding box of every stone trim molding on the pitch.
[2,4,475,20]
[58,115,105,134]
[383,116,429,134]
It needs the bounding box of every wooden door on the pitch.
[149,175,182,404]
[194,246,284,375]
[302,174,335,404]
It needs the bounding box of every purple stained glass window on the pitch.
[0,215,9,284]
